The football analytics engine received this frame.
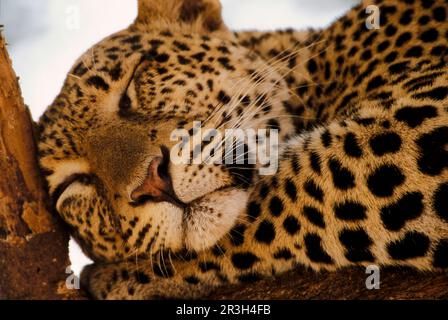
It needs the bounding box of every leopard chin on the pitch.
[127,187,249,254]
[183,187,249,252]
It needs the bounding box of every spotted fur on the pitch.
[38,0,448,299]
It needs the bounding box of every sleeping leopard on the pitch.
[38,0,448,299]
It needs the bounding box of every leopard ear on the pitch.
[133,0,229,35]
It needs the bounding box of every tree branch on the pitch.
[0,31,84,299]
[210,267,448,299]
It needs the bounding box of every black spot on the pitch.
[417,126,448,176]
[217,57,235,71]
[231,252,259,270]
[339,228,375,262]
[184,276,200,284]
[135,223,151,248]
[337,91,358,110]
[259,184,269,200]
[433,6,446,22]
[387,231,430,260]
[334,201,367,221]
[344,132,363,158]
[369,132,402,156]
[433,183,448,223]
[86,76,109,91]
[367,164,405,197]
[255,220,276,244]
[304,233,333,264]
[394,105,438,128]
[269,118,281,131]
[418,15,430,25]
[207,79,214,91]
[157,67,168,75]
[385,24,397,37]
[73,62,88,76]
[399,8,413,25]
[269,196,284,217]
[134,271,150,284]
[307,59,318,73]
[421,0,435,8]
[388,61,409,74]
[404,46,423,58]
[191,52,206,62]
[283,216,301,235]
[284,178,297,202]
[328,159,356,190]
[217,46,230,54]
[431,45,447,56]
[361,49,372,61]
[324,61,331,78]
[433,239,448,269]
[321,129,332,148]
[354,117,375,126]
[395,32,412,46]
[381,120,391,128]
[381,192,424,231]
[217,90,231,104]
[127,287,135,296]
[419,28,438,42]
[377,40,390,53]
[309,152,322,174]
[229,224,246,246]
[198,261,220,272]
[273,248,294,260]
[247,201,261,222]
[303,206,325,228]
[121,269,129,280]
[177,55,191,65]
[211,245,225,257]
[0,226,7,239]
[173,40,190,51]
[412,87,448,101]
[385,51,398,63]
[154,53,170,63]
[304,179,324,202]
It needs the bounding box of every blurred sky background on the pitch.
[0,0,359,275]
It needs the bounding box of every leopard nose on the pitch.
[130,146,183,207]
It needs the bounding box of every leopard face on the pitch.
[38,0,294,261]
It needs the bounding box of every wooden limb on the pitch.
[0,31,84,299]
[210,267,448,300]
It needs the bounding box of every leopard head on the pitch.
[38,0,293,262]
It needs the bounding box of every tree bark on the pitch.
[0,31,84,299]
[210,267,448,300]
